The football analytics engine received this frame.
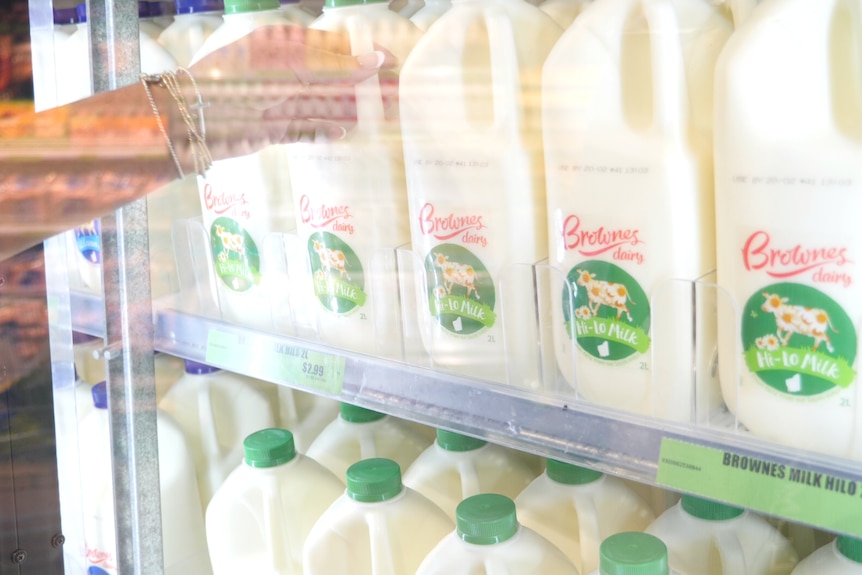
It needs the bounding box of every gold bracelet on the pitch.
[140,68,213,178]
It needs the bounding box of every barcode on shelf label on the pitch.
[657,438,862,537]
[205,329,345,394]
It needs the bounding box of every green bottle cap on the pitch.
[680,495,744,521]
[224,0,278,13]
[340,402,385,423]
[599,532,669,575]
[546,459,603,485]
[837,536,862,563]
[346,458,403,502]
[456,494,519,545]
[325,0,385,7]
[243,428,297,468]
[436,429,486,452]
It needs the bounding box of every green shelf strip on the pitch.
[657,437,862,537]
[205,328,346,395]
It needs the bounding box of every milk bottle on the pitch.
[286,0,421,356]
[158,360,278,506]
[305,403,430,481]
[588,532,679,575]
[277,387,339,452]
[646,495,798,575]
[55,3,91,106]
[158,0,224,67]
[190,0,296,330]
[416,493,579,575]
[400,0,562,384]
[543,0,732,419]
[515,459,655,574]
[303,457,453,575]
[80,383,211,575]
[403,428,536,520]
[140,0,165,39]
[205,428,344,574]
[715,0,862,458]
[408,0,450,31]
[793,536,862,575]
[539,0,589,28]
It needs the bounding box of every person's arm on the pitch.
[0,25,393,261]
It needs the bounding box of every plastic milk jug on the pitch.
[277,387,340,452]
[303,458,453,575]
[403,429,536,521]
[286,0,421,356]
[159,360,278,506]
[80,383,211,575]
[714,0,862,458]
[409,0,450,31]
[158,0,224,66]
[515,459,655,574]
[587,532,679,575]
[539,0,589,28]
[305,403,430,481]
[646,495,798,575]
[416,493,579,575]
[793,536,862,575]
[55,4,91,106]
[279,0,315,25]
[205,429,344,574]
[190,0,299,330]
[399,0,562,384]
[542,0,732,419]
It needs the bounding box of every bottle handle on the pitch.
[261,474,295,573]
[197,384,224,497]
[714,531,748,575]
[574,494,603,572]
[347,15,386,131]
[367,512,398,575]
[642,0,688,142]
[485,7,522,140]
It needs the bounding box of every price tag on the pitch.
[205,329,346,395]
[657,438,862,537]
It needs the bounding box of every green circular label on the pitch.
[563,261,651,361]
[425,244,496,336]
[742,283,857,397]
[308,231,366,315]
[210,217,261,292]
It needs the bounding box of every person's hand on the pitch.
[178,25,397,163]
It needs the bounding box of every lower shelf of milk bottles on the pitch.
[65,218,862,539]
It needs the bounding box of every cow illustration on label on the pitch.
[308,231,366,315]
[742,283,857,397]
[433,252,480,300]
[210,217,261,292]
[425,244,496,337]
[564,261,650,362]
[576,268,635,322]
